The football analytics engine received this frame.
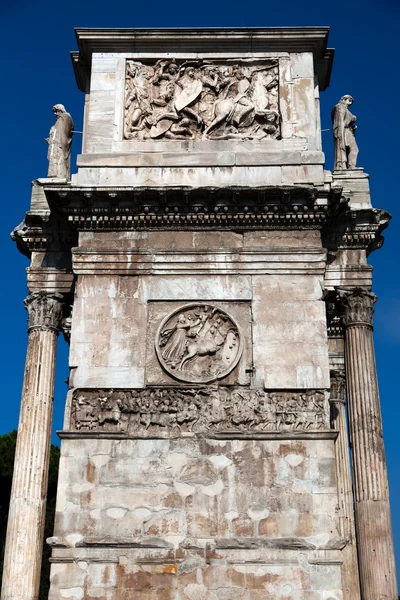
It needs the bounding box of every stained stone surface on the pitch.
[68,230,329,391]
[49,437,343,600]
[8,27,395,600]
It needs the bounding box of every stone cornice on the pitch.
[72,27,334,92]
[43,183,339,232]
[12,181,390,257]
[11,207,78,258]
[322,206,391,256]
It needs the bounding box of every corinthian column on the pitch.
[1,292,64,600]
[330,369,360,600]
[339,288,398,600]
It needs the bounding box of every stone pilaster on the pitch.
[339,287,398,600]
[1,292,64,600]
[330,369,361,600]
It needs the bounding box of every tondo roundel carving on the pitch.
[155,304,242,384]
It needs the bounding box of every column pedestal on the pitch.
[1,293,64,600]
[339,288,397,600]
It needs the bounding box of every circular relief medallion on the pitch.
[155,304,242,384]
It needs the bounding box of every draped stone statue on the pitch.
[45,104,74,179]
[331,95,358,170]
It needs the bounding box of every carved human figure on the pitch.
[204,68,252,137]
[179,323,226,371]
[150,67,203,139]
[148,83,188,139]
[201,65,219,94]
[199,66,220,123]
[159,314,191,367]
[174,67,203,125]
[124,59,280,140]
[125,63,151,133]
[331,95,359,170]
[229,68,255,127]
[152,60,179,86]
[45,104,74,179]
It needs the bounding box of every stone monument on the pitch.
[331,95,358,170]
[2,27,398,600]
[46,104,74,180]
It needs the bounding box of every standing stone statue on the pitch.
[45,104,74,179]
[331,95,358,170]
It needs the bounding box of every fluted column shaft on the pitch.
[1,293,64,600]
[330,369,361,600]
[340,288,397,600]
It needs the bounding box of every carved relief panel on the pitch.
[124,59,280,141]
[147,302,252,386]
[71,387,330,435]
[156,304,242,384]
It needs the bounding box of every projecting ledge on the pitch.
[76,150,326,168]
[58,430,338,441]
[48,534,346,551]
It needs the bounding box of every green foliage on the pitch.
[0,430,18,479]
[0,430,60,600]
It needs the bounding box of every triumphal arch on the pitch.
[2,27,398,600]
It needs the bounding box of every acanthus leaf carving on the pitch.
[24,292,65,332]
[71,388,330,434]
[124,59,280,141]
[337,287,377,329]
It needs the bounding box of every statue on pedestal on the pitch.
[45,104,74,179]
[331,95,358,170]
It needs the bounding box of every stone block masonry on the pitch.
[3,27,397,600]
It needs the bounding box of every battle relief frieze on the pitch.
[69,301,330,435]
[71,388,330,434]
[124,59,280,141]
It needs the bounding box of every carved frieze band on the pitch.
[124,59,280,141]
[24,292,64,333]
[337,287,377,329]
[329,369,346,404]
[71,388,330,434]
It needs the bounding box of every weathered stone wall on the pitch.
[73,51,324,187]
[49,436,342,600]
[46,226,342,599]
[69,230,329,391]
[42,29,360,600]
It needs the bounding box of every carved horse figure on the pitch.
[179,324,226,371]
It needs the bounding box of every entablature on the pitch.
[13,179,390,265]
[72,27,334,92]
[44,183,338,232]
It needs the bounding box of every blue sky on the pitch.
[1,0,399,579]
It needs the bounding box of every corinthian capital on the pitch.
[337,287,377,329]
[24,292,64,332]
